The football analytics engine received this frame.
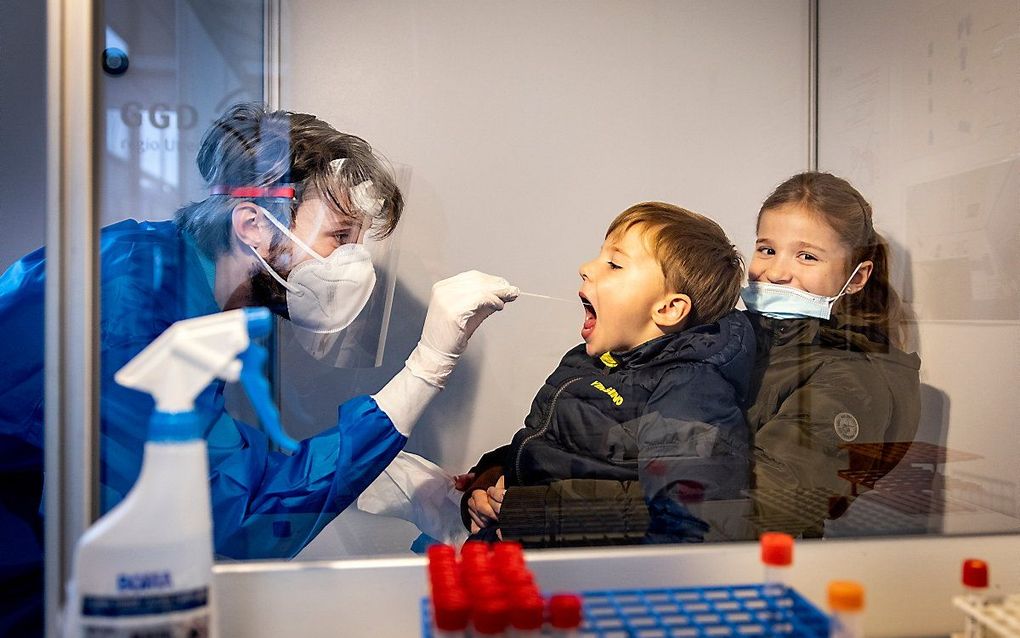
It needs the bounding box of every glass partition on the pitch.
[279,0,815,555]
[98,0,266,226]
[1,4,47,635]
[94,0,269,521]
[279,0,1020,553]
[816,0,1020,537]
[7,13,1018,634]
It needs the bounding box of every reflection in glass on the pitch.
[817,0,1020,543]
[2,16,1014,633]
[90,103,406,561]
[98,0,265,227]
[296,0,1020,552]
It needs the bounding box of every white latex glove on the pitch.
[373,271,517,435]
[406,270,519,389]
[357,451,470,545]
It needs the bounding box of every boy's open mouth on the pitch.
[580,292,597,340]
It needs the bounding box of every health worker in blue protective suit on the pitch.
[0,103,518,635]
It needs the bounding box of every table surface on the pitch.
[214,533,1020,637]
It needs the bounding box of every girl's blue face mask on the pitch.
[741,263,863,320]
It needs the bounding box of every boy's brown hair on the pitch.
[607,202,743,327]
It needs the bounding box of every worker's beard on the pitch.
[247,242,293,320]
[248,270,290,319]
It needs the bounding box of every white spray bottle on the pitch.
[62,307,298,637]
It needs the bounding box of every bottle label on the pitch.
[81,586,210,636]
[82,609,209,637]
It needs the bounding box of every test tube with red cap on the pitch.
[508,592,544,638]
[827,580,865,638]
[432,592,470,638]
[487,542,536,637]
[493,541,524,564]
[760,532,794,634]
[548,593,583,638]
[472,598,511,637]
[460,542,510,637]
[961,558,989,638]
[427,544,470,638]
[459,542,492,590]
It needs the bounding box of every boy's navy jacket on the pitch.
[463,310,756,541]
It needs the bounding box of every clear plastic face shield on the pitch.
[275,161,409,369]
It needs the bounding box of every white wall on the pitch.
[818,0,1020,516]
[280,0,811,476]
[280,0,811,558]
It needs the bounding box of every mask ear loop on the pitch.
[247,204,326,297]
[249,244,301,295]
[257,205,328,264]
[829,262,865,302]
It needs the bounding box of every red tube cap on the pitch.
[962,558,989,588]
[503,566,534,589]
[760,532,794,566]
[427,544,456,563]
[461,540,490,557]
[549,593,583,629]
[510,594,545,630]
[493,541,524,562]
[472,599,510,635]
[433,593,470,631]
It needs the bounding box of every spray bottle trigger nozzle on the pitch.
[239,343,300,453]
[244,307,273,338]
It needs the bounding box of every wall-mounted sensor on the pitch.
[102,48,129,75]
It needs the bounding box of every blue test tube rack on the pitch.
[422,582,830,637]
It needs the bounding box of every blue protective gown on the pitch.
[0,219,408,634]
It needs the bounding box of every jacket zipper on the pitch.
[513,376,584,484]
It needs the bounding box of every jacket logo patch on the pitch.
[600,352,619,368]
[590,380,624,406]
[833,412,860,442]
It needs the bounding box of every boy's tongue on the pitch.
[581,305,597,340]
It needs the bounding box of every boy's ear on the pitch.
[653,293,692,330]
[231,202,266,251]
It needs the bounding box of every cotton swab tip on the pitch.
[517,291,575,304]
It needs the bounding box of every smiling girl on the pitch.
[742,172,922,535]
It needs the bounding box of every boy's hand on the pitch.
[467,475,506,533]
[454,473,476,491]
[486,475,506,515]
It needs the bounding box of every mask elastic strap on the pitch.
[257,206,328,264]
[830,262,864,301]
[249,245,301,295]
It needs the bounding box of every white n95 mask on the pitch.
[250,208,377,334]
[741,263,863,321]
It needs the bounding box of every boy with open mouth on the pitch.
[462,202,755,545]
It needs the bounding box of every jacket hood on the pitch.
[609,310,756,402]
